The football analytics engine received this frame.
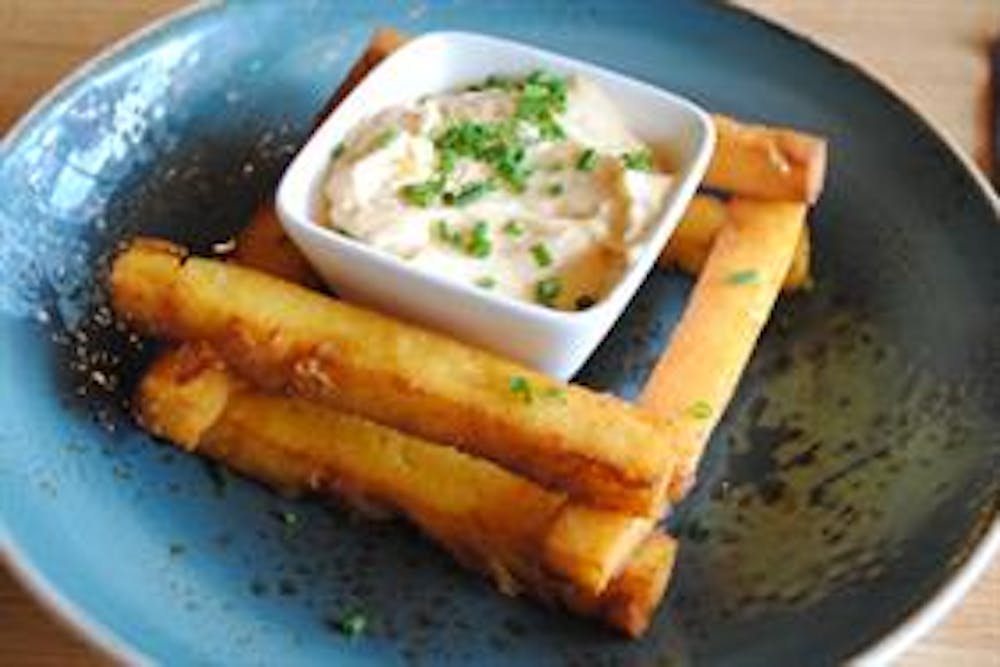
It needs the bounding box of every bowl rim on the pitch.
[275,29,715,324]
[0,2,997,665]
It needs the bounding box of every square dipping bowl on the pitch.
[276,31,715,379]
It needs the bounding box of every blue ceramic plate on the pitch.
[1,2,997,664]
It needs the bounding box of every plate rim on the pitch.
[0,1,997,663]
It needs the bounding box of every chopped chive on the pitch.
[502,220,525,238]
[468,74,515,92]
[272,510,299,527]
[331,142,346,160]
[727,269,760,285]
[576,148,598,172]
[435,121,528,191]
[621,148,654,172]
[687,400,713,420]
[466,220,492,258]
[335,610,368,638]
[447,180,494,207]
[437,147,457,175]
[433,219,462,247]
[530,243,553,268]
[535,276,562,306]
[574,294,597,310]
[546,183,564,197]
[542,387,567,402]
[370,127,398,151]
[538,119,566,140]
[475,276,497,289]
[400,181,442,207]
[509,375,533,403]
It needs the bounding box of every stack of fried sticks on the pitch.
[109,29,827,637]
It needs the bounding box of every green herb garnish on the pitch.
[475,276,497,289]
[502,220,525,238]
[335,610,368,638]
[437,147,457,176]
[530,243,553,268]
[542,387,567,402]
[400,179,443,207]
[435,121,529,191]
[434,71,569,190]
[576,148,598,172]
[727,269,760,285]
[466,220,492,258]
[621,148,654,172]
[273,510,299,527]
[535,276,562,306]
[331,142,346,160]
[515,70,568,140]
[467,74,515,92]
[370,127,399,151]
[446,180,494,207]
[546,183,564,197]
[433,219,463,247]
[509,375,533,403]
[687,400,713,420]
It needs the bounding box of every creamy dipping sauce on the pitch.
[323,70,672,310]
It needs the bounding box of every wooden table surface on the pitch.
[1,1,997,664]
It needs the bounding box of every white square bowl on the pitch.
[276,31,715,379]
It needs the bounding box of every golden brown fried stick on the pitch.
[706,114,828,204]
[640,199,807,499]
[232,205,323,289]
[111,240,676,516]
[565,530,676,637]
[136,344,676,637]
[229,217,654,591]
[659,193,812,292]
[542,505,655,595]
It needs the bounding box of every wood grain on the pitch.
[1,1,997,664]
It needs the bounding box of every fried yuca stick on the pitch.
[565,530,676,637]
[542,504,655,595]
[544,203,809,564]
[227,234,653,592]
[659,194,812,292]
[706,115,827,204]
[232,205,323,289]
[136,344,675,637]
[144,340,654,597]
[640,199,807,500]
[111,240,675,516]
